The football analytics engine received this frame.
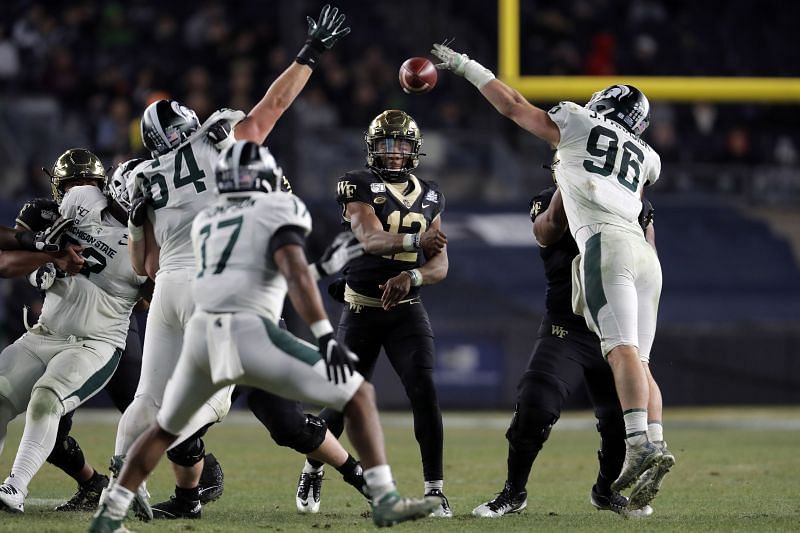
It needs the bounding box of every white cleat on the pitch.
[0,483,25,513]
[295,471,323,514]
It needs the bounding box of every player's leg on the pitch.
[300,305,382,508]
[383,304,449,516]
[232,313,439,526]
[0,334,46,460]
[1,340,121,513]
[52,315,141,512]
[243,387,366,513]
[91,314,219,531]
[473,327,585,517]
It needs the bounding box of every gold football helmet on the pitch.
[48,148,106,203]
[365,110,423,182]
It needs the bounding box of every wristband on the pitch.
[309,262,323,282]
[128,221,144,242]
[310,319,334,339]
[295,39,326,69]
[403,268,423,287]
[463,59,496,89]
[402,232,421,252]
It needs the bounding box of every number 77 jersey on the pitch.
[131,108,245,272]
[547,101,661,236]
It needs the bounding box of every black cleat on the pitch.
[151,496,201,519]
[296,471,323,513]
[590,484,653,518]
[198,453,224,505]
[472,481,527,517]
[424,489,452,517]
[55,473,109,512]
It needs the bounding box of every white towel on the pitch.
[206,313,245,384]
[570,254,586,318]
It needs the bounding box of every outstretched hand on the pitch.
[306,4,351,50]
[430,40,469,75]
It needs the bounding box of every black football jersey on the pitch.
[16,197,60,232]
[531,187,654,328]
[336,169,445,299]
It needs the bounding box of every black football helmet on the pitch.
[106,158,145,211]
[585,84,651,135]
[141,99,200,157]
[48,148,106,204]
[215,140,283,195]
[365,109,423,183]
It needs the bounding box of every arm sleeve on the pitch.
[268,225,308,263]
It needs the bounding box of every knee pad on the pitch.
[167,436,206,467]
[29,387,64,421]
[271,414,327,455]
[56,412,75,443]
[505,403,558,455]
[47,434,86,474]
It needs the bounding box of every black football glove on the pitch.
[206,119,232,146]
[317,333,358,385]
[15,216,74,252]
[296,4,351,68]
[16,197,60,233]
[128,186,152,227]
[314,231,364,278]
[638,197,655,232]
[28,262,57,290]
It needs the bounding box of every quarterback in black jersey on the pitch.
[473,186,671,518]
[300,110,452,517]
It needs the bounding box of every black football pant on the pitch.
[505,314,625,494]
[314,301,444,482]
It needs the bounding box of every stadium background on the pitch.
[0,0,799,410]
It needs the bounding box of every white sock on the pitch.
[303,460,323,474]
[364,464,395,501]
[105,484,135,519]
[9,390,64,494]
[648,421,664,443]
[623,409,648,446]
[424,480,443,494]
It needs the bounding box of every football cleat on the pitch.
[611,441,662,492]
[629,441,676,510]
[589,484,653,518]
[0,483,24,513]
[55,473,109,511]
[425,489,452,517]
[472,482,528,518]
[296,470,323,513]
[89,503,130,533]
[371,490,440,527]
[198,453,224,505]
[105,455,152,521]
[341,461,370,500]
[151,495,201,519]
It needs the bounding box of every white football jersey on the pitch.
[39,186,147,347]
[548,101,661,237]
[130,108,245,272]
[190,191,312,322]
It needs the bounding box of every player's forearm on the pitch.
[353,225,407,256]
[286,268,328,325]
[128,238,147,277]
[234,63,313,144]
[0,250,52,278]
[418,250,448,285]
[533,191,569,246]
[480,79,529,121]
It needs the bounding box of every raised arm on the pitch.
[233,4,350,144]
[431,43,560,147]
[532,188,569,246]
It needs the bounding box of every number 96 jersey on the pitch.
[548,101,660,239]
[336,169,445,300]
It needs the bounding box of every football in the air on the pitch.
[399,57,438,94]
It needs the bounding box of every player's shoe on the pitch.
[425,489,452,517]
[472,482,528,517]
[629,441,676,510]
[341,461,370,500]
[611,441,662,492]
[151,495,201,519]
[589,484,653,518]
[198,453,224,505]
[105,454,152,522]
[55,473,109,511]
[0,483,24,513]
[296,470,323,513]
[89,503,130,533]
[370,490,440,527]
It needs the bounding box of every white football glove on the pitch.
[312,231,364,280]
[431,40,495,88]
[28,262,57,290]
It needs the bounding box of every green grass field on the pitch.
[0,407,798,532]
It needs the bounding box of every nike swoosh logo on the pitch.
[422,203,430,208]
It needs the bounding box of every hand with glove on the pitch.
[312,231,364,280]
[28,262,58,290]
[127,184,152,242]
[296,4,351,69]
[312,320,359,385]
[430,40,495,89]
[15,216,74,252]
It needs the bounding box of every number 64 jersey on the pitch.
[548,101,661,240]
